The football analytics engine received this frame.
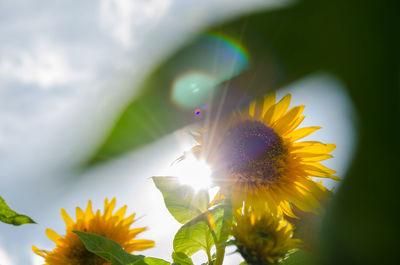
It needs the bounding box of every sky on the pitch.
[0,1,356,264]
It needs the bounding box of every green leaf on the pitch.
[172,252,194,265]
[174,220,213,257]
[0,196,36,226]
[205,205,230,243]
[143,257,171,265]
[153,177,209,224]
[73,231,146,265]
[74,231,170,265]
[281,250,315,265]
[173,205,228,257]
[215,204,233,245]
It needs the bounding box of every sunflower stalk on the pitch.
[206,245,213,264]
[214,247,225,265]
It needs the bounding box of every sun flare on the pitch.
[170,155,212,191]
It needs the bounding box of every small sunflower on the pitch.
[230,206,301,265]
[32,198,155,265]
[184,92,339,216]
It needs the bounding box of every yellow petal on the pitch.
[104,198,116,217]
[75,207,84,221]
[61,208,74,229]
[273,105,305,135]
[128,227,147,237]
[126,239,155,251]
[271,94,291,123]
[298,153,334,161]
[287,126,321,141]
[294,180,328,199]
[114,205,127,218]
[289,186,321,213]
[206,210,216,230]
[249,100,256,117]
[32,245,46,258]
[123,213,136,225]
[304,162,337,174]
[85,200,94,218]
[46,228,62,244]
[249,98,264,119]
[292,141,336,154]
[262,92,276,117]
[279,200,297,219]
[263,104,276,125]
[304,168,341,181]
[283,115,306,134]
[281,185,319,213]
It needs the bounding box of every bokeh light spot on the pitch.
[171,71,218,109]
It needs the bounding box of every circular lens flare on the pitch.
[170,33,250,111]
[171,71,217,109]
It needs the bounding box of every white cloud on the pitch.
[31,254,44,265]
[0,41,86,89]
[100,0,172,47]
[0,245,14,265]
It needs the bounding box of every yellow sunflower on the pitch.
[185,92,339,216]
[32,198,155,265]
[230,206,301,265]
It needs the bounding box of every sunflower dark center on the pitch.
[221,120,287,184]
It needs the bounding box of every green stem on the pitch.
[206,246,212,264]
[204,223,214,264]
[214,245,226,265]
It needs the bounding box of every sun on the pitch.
[169,154,212,191]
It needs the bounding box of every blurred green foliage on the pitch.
[88,0,399,264]
[0,196,35,226]
[282,250,315,265]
